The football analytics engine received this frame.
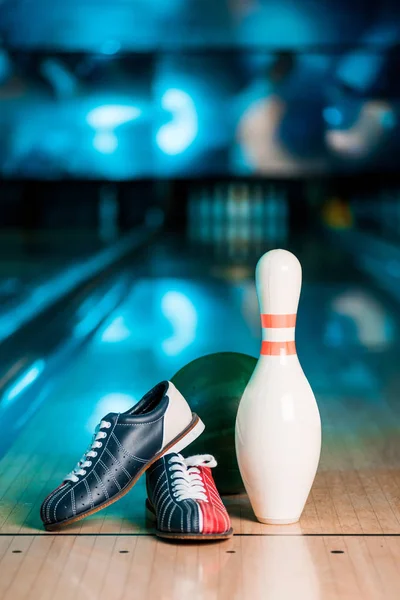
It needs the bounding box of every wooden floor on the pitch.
[1,383,400,599]
[1,533,400,600]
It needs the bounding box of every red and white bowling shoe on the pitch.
[146,453,233,540]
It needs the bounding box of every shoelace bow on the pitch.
[168,454,217,502]
[65,420,111,483]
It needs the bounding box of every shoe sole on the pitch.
[146,501,233,541]
[44,413,204,531]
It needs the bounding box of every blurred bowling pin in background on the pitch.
[235,249,321,524]
[199,186,212,244]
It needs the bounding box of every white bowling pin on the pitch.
[235,249,321,524]
[252,184,264,242]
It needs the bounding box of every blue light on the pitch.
[161,291,198,355]
[3,360,45,407]
[238,4,313,47]
[87,105,141,129]
[323,107,343,127]
[324,320,344,347]
[337,53,384,92]
[101,40,121,55]
[93,131,118,154]
[74,287,123,337]
[381,110,396,129]
[100,316,131,343]
[156,89,198,155]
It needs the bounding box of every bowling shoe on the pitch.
[146,452,233,540]
[40,381,204,530]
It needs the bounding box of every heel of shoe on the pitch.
[167,415,205,455]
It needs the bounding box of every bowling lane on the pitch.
[1,235,400,535]
[0,230,104,312]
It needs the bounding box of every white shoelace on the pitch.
[65,420,111,483]
[168,454,217,502]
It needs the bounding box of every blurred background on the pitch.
[0,0,400,488]
[1,0,400,177]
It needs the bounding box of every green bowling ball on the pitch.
[171,351,257,495]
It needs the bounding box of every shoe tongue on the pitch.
[165,451,181,459]
[101,412,118,424]
[185,454,217,468]
[163,452,185,465]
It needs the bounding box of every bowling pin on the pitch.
[238,184,251,248]
[252,184,264,250]
[226,184,237,242]
[199,187,212,244]
[213,184,226,248]
[235,249,321,524]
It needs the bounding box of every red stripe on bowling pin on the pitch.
[261,341,296,355]
[261,314,296,328]
[260,313,296,356]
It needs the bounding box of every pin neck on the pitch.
[261,314,296,328]
[261,341,296,356]
[260,313,297,356]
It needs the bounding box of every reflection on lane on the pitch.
[2,359,46,408]
[160,290,198,356]
[330,288,394,350]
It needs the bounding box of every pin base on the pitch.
[257,517,299,525]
